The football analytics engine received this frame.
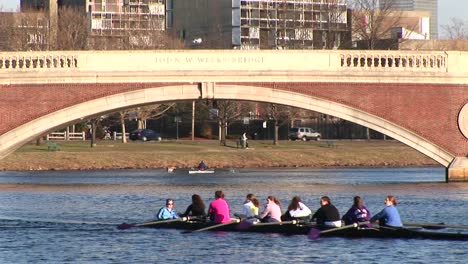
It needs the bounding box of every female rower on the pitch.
[370,195,403,227]
[342,196,371,227]
[259,196,282,222]
[282,196,312,221]
[208,190,231,223]
[181,194,206,218]
[311,196,341,227]
[156,198,180,220]
[242,193,260,219]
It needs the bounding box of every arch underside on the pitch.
[0,84,454,167]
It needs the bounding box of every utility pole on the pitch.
[192,100,195,141]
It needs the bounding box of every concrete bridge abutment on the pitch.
[448,157,468,182]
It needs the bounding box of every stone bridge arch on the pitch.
[0,84,453,169]
[1,49,468,181]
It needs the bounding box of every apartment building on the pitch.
[380,0,437,39]
[21,0,167,36]
[171,0,351,49]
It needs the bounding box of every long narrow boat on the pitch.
[130,219,468,240]
[188,169,215,174]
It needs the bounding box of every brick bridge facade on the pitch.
[0,50,467,181]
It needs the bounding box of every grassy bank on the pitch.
[0,139,439,171]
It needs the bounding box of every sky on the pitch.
[0,0,466,38]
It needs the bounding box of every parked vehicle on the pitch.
[288,127,321,141]
[129,129,162,142]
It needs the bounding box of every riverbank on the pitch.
[0,139,438,171]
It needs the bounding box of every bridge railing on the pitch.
[0,54,78,70]
[1,50,466,77]
[339,52,447,72]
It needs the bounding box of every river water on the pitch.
[0,167,466,263]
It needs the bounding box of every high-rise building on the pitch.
[380,0,437,39]
[20,0,167,35]
[171,0,351,50]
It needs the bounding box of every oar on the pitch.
[308,221,370,240]
[117,217,189,230]
[189,219,241,233]
[237,220,300,230]
[403,222,468,230]
[252,220,299,226]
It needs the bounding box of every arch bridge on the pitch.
[0,50,467,181]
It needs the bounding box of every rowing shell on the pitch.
[189,169,215,174]
[122,219,468,240]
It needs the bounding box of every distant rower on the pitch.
[197,160,207,171]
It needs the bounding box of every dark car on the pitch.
[129,129,162,142]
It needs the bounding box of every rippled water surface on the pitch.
[0,167,467,263]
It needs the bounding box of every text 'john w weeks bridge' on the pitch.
[0,50,467,181]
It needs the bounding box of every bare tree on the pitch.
[133,104,175,129]
[258,103,310,145]
[441,18,468,40]
[55,6,90,50]
[117,9,184,50]
[211,100,251,146]
[351,0,403,49]
[2,12,50,51]
[0,12,15,50]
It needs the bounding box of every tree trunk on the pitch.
[273,120,279,145]
[90,118,98,147]
[120,112,127,144]
[220,121,227,146]
[137,119,144,129]
[36,137,42,146]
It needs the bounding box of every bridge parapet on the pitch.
[0,50,466,78]
[340,52,447,72]
[0,54,78,70]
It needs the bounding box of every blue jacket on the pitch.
[370,205,402,227]
[156,207,179,220]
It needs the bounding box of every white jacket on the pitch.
[289,202,312,217]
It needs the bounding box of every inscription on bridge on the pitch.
[155,56,265,64]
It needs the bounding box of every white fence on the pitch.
[112,132,129,140]
[46,132,86,141]
[46,131,129,141]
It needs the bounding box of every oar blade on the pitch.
[117,223,135,230]
[308,227,321,240]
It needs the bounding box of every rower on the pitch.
[242,193,260,220]
[207,190,231,223]
[370,195,402,227]
[259,196,282,223]
[282,196,312,221]
[311,196,342,228]
[197,160,207,171]
[342,196,372,227]
[181,194,206,218]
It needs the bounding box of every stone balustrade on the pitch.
[340,53,447,72]
[0,50,466,83]
[0,54,78,70]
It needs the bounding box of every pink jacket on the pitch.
[208,198,231,223]
[260,202,282,222]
